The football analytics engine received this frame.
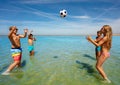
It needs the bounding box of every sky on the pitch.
[0,0,120,35]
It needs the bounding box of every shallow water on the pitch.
[0,36,120,85]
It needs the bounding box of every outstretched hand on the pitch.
[24,29,28,33]
[29,30,33,34]
[86,35,92,42]
[34,37,36,41]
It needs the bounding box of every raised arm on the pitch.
[86,35,106,46]
[8,27,16,38]
[29,30,33,35]
[33,37,36,41]
[19,29,28,38]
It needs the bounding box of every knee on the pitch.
[96,64,100,70]
[15,61,20,64]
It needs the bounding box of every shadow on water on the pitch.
[0,60,26,73]
[21,60,26,68]
[76,60,96,74]
[83,54,96,61]
[53,56,58,58]
[76,60,115,84]
[0,64,9,73]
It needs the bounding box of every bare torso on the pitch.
[9,34,21,48]
[28,39,33,46]
[101,37,109,53]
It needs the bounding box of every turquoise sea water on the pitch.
[0,36,120,85]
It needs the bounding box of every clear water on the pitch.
[0,36,120,85]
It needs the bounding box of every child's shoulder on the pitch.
[96,36,98,39]
[28,38,33,41]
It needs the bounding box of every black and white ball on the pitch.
[60,9,67,18]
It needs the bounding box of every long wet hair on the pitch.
[102,25,112,50]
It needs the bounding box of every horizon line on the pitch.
[0,34,120,36]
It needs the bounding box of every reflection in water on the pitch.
[0,64,9,73]
[21,60,26,68]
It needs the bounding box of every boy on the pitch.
[28,31,36,56]
[2,26,28,75]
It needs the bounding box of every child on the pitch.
[86,25,112,83]
[95,31,102,60]
[28,31,36,56]
[2,26,28,75]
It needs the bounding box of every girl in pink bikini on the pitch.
[87,25,112,83]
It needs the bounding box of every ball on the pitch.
[60,9,67,18]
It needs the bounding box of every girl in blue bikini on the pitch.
[95,31,102,60]
[28,31,36,56]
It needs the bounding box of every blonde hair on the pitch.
[102,25,112,50]
[9,26,17,31]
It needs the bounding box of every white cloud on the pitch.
[0,18,120,35]
[0,19,100,35]
[12,0,89,4]
[109,19,120,33]
[11,0,119,4]
[0,4,61,21]
[72,15,90,19]
[93,3,119,20]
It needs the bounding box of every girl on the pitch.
[86,25,112,83]
[95,31,102,60]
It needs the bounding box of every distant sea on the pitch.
[0,36,120,85]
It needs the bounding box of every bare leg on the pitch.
[95,51,98,60]
[16,53,22,68]
[2,61,20,75]
[30,50,34,56]
[96,56,107,78]
[96,54,111,83]
[16,62,21,68]
[96,51,101,60]
[8,61,20,71]
[31,50,34,56]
